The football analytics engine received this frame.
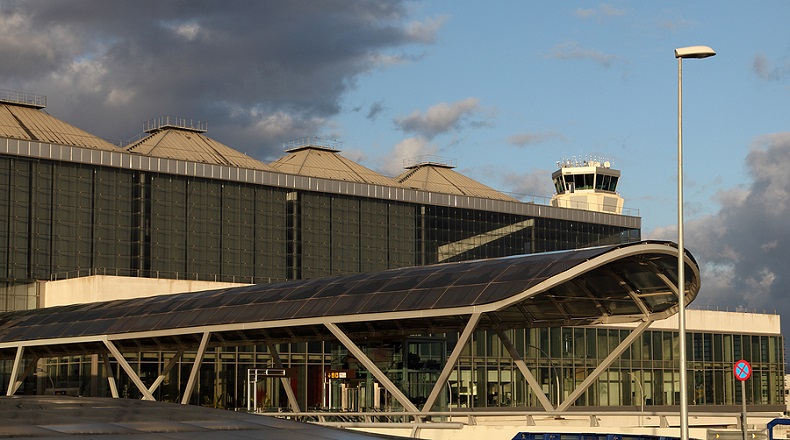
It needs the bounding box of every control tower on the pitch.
[550,156,624,214]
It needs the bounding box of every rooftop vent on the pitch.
[403,155,457,169]
[283,137,342,152]
[0,89,46,109]
[143,116,207,134]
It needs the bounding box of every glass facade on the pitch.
[15,325,783,412]
[454,327,785,410]
[0,155,639,311]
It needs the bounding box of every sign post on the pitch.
[734,359,751,440]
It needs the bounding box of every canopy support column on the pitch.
[103,339,155,401]
[101,353,119,398]
[422,313,481,413]
[268,342,301,412]
[558,319,653,412]
[325,322,419,413]
[6,347,24,396]
[496,328,555,412]
[6,346,33,396]
[181,331,211,405]
[10,353,40,396]
[148,349,185,395]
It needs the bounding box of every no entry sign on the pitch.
[734,359,752,381]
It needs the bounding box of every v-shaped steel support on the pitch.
[181,331,211,405]
[495,329,556,412]
[557,319,653,412]
[103,339,155,401]
[6,347,39,396]
[268,342,301,412]
[147,349,185,395]
[325,322,419,413]
[421,313,481,413]
[101,353,119,398]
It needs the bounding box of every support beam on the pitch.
[148,349,184,394]
[181,332,211,405]
[268,342,301,413]
[103,340,155,401]
[496,329,555,412]
[102,353,119,398]
[557,319,653,411]
[10,354,40,396]
[422,313,481,413]
[325,322,419,413]
[6,346,24,396]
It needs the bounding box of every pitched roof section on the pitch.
[0,103,119,151]
[270,142,402,186]
[396,161,519,202]
[126,127,273,171]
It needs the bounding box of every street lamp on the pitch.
[675,44,715,440]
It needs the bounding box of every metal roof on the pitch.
[126,127,273,171]
[396,163,519,202]
[270,145,404,187]
[0,241,698,359]
[0,103,119,151]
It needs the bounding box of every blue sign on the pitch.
[734,359,751,381]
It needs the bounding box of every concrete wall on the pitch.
[40,276,251,307]
[609,308,781,335]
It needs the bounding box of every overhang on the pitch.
[0,241,699,360]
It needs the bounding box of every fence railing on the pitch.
[48,267,269,285]
[0,89,46,108]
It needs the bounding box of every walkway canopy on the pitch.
[0,241,700,412]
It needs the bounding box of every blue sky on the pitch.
[328,2,789,235]
[2,1,790,334]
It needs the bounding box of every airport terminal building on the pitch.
[0,91,785,438]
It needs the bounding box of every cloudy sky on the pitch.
[2,1,790,336]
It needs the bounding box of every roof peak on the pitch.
[143,116,207,134]
[283,137,341,153]
[403,155,457,169]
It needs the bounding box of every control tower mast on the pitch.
[550,156,624,214]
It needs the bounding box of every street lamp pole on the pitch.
[674,45,716,440]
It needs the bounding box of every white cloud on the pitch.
[548,41,619,68]
[574,4,625,19]
[499,169,554,199]
[378,136,438,176]
[506,131,562,147]
[172,22,202,41]
[105,88,135,107]
[648,132,790,336]
[404,15,447,44]
[394,97,481,139]
[752,53,790,82]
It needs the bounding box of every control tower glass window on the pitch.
[573,174,594,190]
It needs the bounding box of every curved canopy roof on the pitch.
[0,241,699,359]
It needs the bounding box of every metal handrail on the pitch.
[0,89,47,108]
